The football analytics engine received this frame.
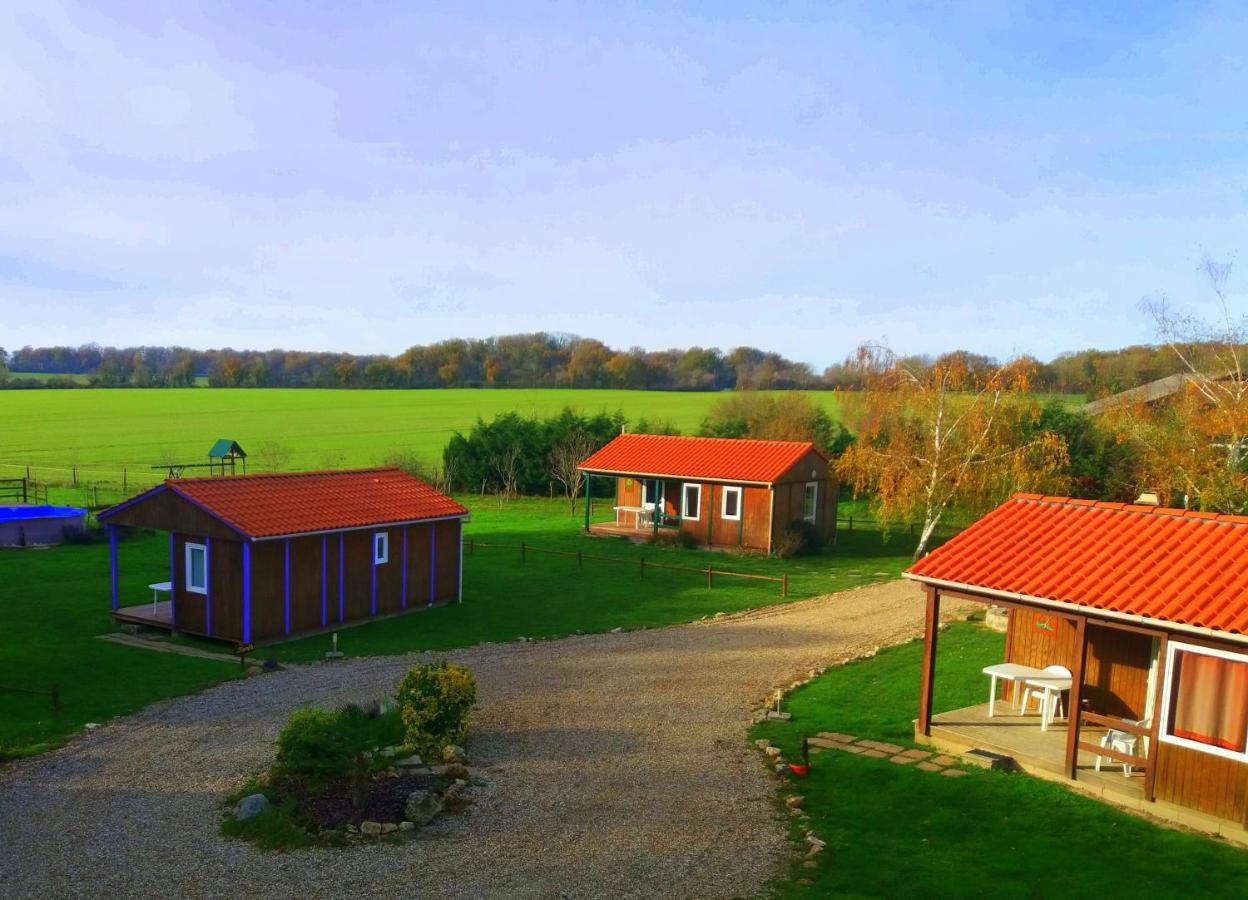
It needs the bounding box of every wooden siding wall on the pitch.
[610,476,770,549]
[1155,742,1248,824]
[171,532,207,636]
[1003,610,1151,718]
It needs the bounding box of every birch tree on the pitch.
[547,429,598,514]
[837,346,1068,558]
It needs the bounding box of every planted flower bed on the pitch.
[223,661,480,848]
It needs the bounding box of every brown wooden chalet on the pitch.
[908,493,1248,842]
[99,467,469,645]
[577,433,837,552]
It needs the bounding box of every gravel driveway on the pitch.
[0,580,972,899]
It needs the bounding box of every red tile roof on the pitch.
[578,433,821,484]
[156,467,467,539]
[907,493,1248,639]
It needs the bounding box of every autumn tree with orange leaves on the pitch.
[1104,258,1248,511]
[837,347,1069,558]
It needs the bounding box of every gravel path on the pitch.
[0,580,972,899]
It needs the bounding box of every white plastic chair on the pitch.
[1020,665,1072,726]
[1095,718,1150,775]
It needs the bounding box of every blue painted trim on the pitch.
[370,530,378,616]
[168,532,177,629]
[321,535,327,627]
[428,522,436,606]
[108,525,119,610]
[401,527,408,610]
[165,484,250,540]
[242,542,252,643]
[284,539,291,635]
[205,536,212,635]
[338,533,345,622]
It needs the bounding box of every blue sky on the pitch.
[2,1,1246,366]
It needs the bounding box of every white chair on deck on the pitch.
[1020,665,1072,727]
[1095,718,1150,776]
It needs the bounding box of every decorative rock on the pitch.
[610,627,623,633]
[802,860,818,870]
[470,774,489,787]
[442,744,467,764]
[381,823,398,834]
[360,821,383,836]
[444,779,469,803]
[764,746,782,758]
[398,820,415,831]
[233,793,270,821]
[346,824,359,834]
[396,754,425,769]
[753,738,772,749]
[404,789,444,826]
[775,763,790,775]
[435,762,470,781]
[785,795,805,810]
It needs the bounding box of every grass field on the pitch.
[0,387,1081,493]
[752,622,1248,897]
[0,495,922,760]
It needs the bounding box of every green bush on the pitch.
[395,661,477,759]
[273,708,357,785]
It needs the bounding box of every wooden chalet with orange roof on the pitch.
[907,493,1248,842]
[98,467,469,645]
[577,433,837,552]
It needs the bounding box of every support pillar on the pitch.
[428,522,437,606]
[917,585,940,737]
[108,525,119,611]
[321,535,328,628]
[401,527,408,610]
[242,542,252,644]
[284,539,292,634]
[583,472,591,531]
[1066,615,1089,779]
[204,536,211,636]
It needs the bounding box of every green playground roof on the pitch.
[208,439,246,459]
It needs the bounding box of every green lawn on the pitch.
[0,495,920,759]
[752,622,1248,898]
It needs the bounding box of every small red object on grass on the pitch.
[787,764,809,778]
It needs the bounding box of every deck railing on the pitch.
[1076,710,1152,784]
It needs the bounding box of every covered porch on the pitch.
[917,586,1164,803]
[582,471,684,537]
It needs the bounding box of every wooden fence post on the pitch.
[469,538,475,555]
[706,565,713,589]
[123,468,127,490]
[781,573,788,597]
[577,550,583,569]
[848,516,853,532]
[640,558,645,579]
[520,542,526,565]
[50,683,61,712]
[72,466,78,486]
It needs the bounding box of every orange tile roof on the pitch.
[154,467,467,539]
[907,493,1248,638]
[578,433,821,485]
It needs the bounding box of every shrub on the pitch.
[774,520,821,559]
[273,708,356,785]
[395,662,477,759]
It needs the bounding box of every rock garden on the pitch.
[223,660,483,848]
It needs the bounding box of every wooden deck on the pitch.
[924,701,1146,803]
[587,521,654,541]
[112,601,175,630]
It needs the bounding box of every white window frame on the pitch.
[185,542,207,595]
[721,485,742,521]
[681,483,701,520]
[1157,639,1248,763]
[374,531,390,565]
[803,482,818,523]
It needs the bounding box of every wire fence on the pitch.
[466,538,790,596]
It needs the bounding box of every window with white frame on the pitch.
[1158,640,1248,762]
[803,482,818,523]
[374,531,390,565]
[721,485,742,521]
[682,483,701,519]
[643,480,656,505]
[185,542,207,595]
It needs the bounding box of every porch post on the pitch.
[284,539,292,634]
[707,484,714,547]
[428,522,437,606]
[401,527,408,610]
[169,531,177,630]
[918,585,940,736]
[338,533,345,622]
[1065,615,1088,779]
[1144,632,1169,802]
[652,479,661,537]
[370,530,377,617]
[321,535,328,628]
[242,541,252,644]
[457,518,464,603]
[108,525,119,611]
[583,473,591,531]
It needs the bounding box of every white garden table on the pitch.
[981,663,1050,717]
[148,580,172,613]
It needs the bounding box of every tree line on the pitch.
[0,335,1214,395]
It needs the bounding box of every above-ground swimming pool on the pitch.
[0,505,88,546]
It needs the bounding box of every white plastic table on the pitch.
[148,580,172,612]
[982,663,1050,717]
[612,506,650,529]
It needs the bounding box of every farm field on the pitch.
[0,387,1080,491]
[0,495,922,760]
[753,622,1248,897]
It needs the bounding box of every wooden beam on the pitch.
[917,586,940,736]
[108,525,119,611]
[1144,632,1168,802]
[1065,614,1088,779]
